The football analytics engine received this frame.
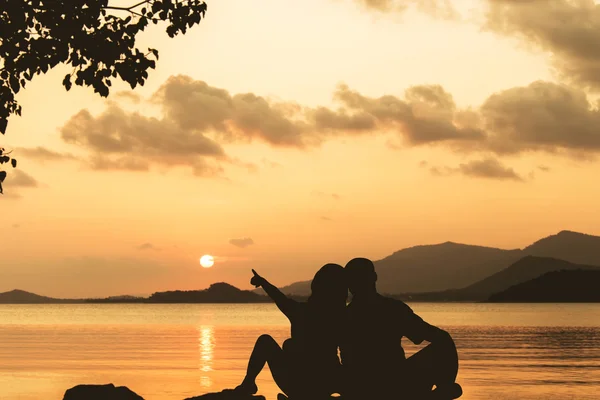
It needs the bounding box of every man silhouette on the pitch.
[340,258,462,400]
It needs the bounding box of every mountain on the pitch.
[460,256,600,299]
[488,269,600,302]
[390,256,600,302]
[373,242,523,294]
[523,230,600,266]
[147,282,270,303]
[0,289,76,304]
[260,230,600,296]
[260,242,523,296]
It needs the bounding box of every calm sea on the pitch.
[0,303,598,400]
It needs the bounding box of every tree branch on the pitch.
[103,0,152,12]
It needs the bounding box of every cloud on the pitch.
[89,155,150,172]
[317,83,486,147]
[429,158,524,181]
[153,75,314,148]
[229,238,255,248]
[8,170,39,187]
[16,147,77,162]
[60,103,227,175]
[136,243,161,251]
[480,81,600,154]
[353,0,459,19]
[538,165,551,172]
[457,158,524,181]
[12,223,20,228]
[484,0,600,90]
[59,75,600,181]
[320,216,334,221]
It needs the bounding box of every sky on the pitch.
[2,0,600,298]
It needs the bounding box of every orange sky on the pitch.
[2,0,600,298]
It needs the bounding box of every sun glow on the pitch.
[200,255,214,268]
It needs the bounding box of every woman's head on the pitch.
[308,263,348,306]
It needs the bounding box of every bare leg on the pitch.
[236,334,292,395]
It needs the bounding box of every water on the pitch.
[0,303,599,399]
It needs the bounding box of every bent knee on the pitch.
[257,334,278,347]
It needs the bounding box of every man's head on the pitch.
[345,257,377,296]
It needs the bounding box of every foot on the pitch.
[233,381,258,396]
[431,383,463,399]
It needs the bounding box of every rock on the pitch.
[185,391,343,400]
[63,384,144,400]
[184,390,265,400]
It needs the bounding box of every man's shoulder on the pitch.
[378,294,413,310]
[347,294,414,314]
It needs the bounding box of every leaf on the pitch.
[0,171,6,183]
[0,119,7,134]
[10,76,20,92]
[63,74,72,91]
[11,159,17,168]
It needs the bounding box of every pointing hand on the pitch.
[251,269,264,287]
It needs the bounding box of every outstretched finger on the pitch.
[252,269,259,277]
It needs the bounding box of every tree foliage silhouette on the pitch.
[0,0,207,194]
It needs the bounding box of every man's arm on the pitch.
[397,300,455,345]
[405,308,460,384]
[409,318,455,345]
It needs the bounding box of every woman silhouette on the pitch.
[233,264,347,399]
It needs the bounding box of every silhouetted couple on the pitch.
[234,258,462,400]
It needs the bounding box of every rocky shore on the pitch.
[63,384,269,400]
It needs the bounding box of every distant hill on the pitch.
[147,283,270,303]
[374,242,523,294]
[523,230,600,266]
[259,230,600,296]
[488,269,600,302]
[390,256,600,302]
[0,284,271,304]
[0,289,77,304]
[460,256,600,299]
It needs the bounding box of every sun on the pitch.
[200,255,214,268]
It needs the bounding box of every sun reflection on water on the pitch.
[198,325,215,387]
